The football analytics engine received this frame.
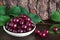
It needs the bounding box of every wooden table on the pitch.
[0,20,60,40]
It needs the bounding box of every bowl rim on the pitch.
[3,25,36,34]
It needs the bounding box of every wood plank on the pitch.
[17,0,29,12]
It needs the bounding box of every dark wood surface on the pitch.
[0,21,60,40]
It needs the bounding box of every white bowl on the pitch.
[3,25,36,37]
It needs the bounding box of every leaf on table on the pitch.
[0,16,10,26]
[7,6,21,17]
[50,11,60,22]
[29,13,42,24]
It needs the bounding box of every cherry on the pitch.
[27,27,32,32]
[18,29,26,33]
[35,30,40,34]
[53,27,58,32]
[19,19,25,25]
[9,22,14,27]
[26,22,32,26]
[6,22,10,26]
[10,18,16,23]
[17,30,21,33]
[15,18,20,23]
[13,24,17,28]
[9,29,13,32]
[7,27,10,31]
[21,24,27,29]
[13,30,17,33]
[25,17,31,21]
[5,14,35,33]
[44,29,49,34]
[39,32,46,38]
[17,26,21,29]
[9,23,17,29]
[21,14,27,18]
[20,29,24,33]
[31,24,35,28]
[23,30,27,33]
[5,26,9,29]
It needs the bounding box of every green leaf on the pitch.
[0,6,6,15]
[0,16,10,26]
[19,6,29,16]
[49,24,60,34]
[50,11,60,22]
[7,6,21,17]
[29,13,42,24]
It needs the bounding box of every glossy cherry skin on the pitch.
[35,30,40,34]
[9,23,17,29]
[53,27,58,32]
[39,32,46,38]
[13,30,17,33]
[26,22,32,26]
[27,27,32,32]
[25,17,31,21]
[15,18,20,23]
[21,24,27,29]
[21,14,27,18]
[19,19,25,25]
[20,29,24,33]
[44,29,49,34]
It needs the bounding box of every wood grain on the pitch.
[0,0,60,20]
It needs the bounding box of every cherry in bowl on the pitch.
[3,14,36,37]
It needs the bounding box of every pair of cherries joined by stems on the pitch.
[35,27,58,38]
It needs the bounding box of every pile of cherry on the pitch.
[35,27,58,38]
[5,14,58,38]
[5,14,35,33]
[35,29,49,38]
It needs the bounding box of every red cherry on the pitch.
[26,22,32,26]
[15,18,20,23]
[7,27,10,31]
[13,30,17,33]
[9,23,17,29]
[25,17,31,21]
[5,26,9,29]
[44,29,49,34]
[9,22,14,27]
[35,30,40,34]
[11,18,20,23]
[18,29,26,33]
[17,26,21,29]
[9,29,13,32]
[6,22,10,26]
[17,30,21,33]
[19,17,22,20]
[10,18,16,23]
[53,27,58,32]
[39,32,46,38]
[20,29,24,33]
[21,24,27,29]
[19,19,25,24]
[23,30,27,33]
[21,14,27,18]
[31,24,35,28]
[27,27,32,32]
[13,24,17,28]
